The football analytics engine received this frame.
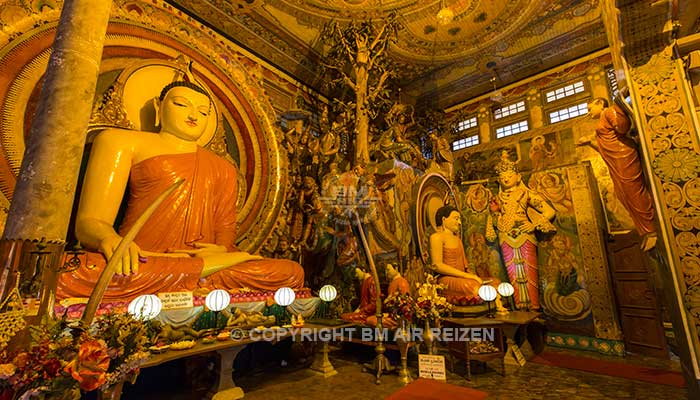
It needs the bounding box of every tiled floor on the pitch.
[122,342,688,400]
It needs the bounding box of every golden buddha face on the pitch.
[442,211,462,234]
[498,170,521,189]
[156,85,211,141]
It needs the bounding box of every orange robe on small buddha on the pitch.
[437,245,481,305]
[57,148,304,302]
[365,275,411,328]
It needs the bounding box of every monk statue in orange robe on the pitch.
[579,97,657,251]
[431,205,506,311]
[56,81,304,302]
[341,268,376,324]
[365,263,410,328]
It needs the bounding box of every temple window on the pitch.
[494,101,526,120]
[606,65,619,99]
[455,116,477,131]
[495,120,529,138]
[549,102,589,123]
[452,134,479,150]
[545,80,585,103]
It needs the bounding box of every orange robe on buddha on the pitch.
[437,245,481,305]
[57,148,304,302]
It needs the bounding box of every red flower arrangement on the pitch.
[383,292,415,325]
[64,339,110,391]
[0,313,154,400]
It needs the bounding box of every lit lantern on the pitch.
[128,294,162,320]
[319,285,337,302]
[497,282,515,297]
[436,7,454,26]
[274,287,296,306]
[478,284,497,302]
[205,289,231,312]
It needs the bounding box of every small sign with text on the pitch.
[418,354,446,381]
[158,291,193,310]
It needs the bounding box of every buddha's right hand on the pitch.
[98,234,142,276]
[199,251,264,278]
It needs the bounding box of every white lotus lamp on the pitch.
[274,287,296,307]
[128,294,162,320]
[205,289,231,312]
[478,284,498,318]
[319,285,337,302]
[205,289,231,331]
[318,284,338,319]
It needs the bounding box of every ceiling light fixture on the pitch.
[437,0,454,26]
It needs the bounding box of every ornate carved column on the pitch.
[2,0,113,241]
[608,0,700,395]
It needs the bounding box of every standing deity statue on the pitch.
[486,152,556,310]
[579,97,657,251]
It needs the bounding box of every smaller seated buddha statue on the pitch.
[430,205,505,310]
[340,268,376,324]
[366,263,410,329]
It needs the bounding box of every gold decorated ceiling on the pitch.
[168,0,607,108]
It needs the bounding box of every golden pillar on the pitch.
[606,0,700,395]
[477,106,491,144]
[526,88,543,129]
[585,63,609,100]
[3,0,113,241]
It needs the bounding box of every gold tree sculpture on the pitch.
[320,15,400,164]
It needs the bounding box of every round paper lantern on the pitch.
[319,285,337,302]
[478,284,497,302]
[205,289,231,312]
[497,282,515,297]
[274,287,296,306]
[128,294,162,320]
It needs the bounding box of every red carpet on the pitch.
[385,378,489,400]
[531,351,686,388]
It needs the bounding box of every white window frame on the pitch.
[545,80,585,103]
[452,134,480,150]
[494,101,526,120]
[495,120,529,139]
[549,102,589,123]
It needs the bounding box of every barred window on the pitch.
[606,67,619,100]
[496,120,529,139]
[494,101,526,120]
[452,134,480,150]
[545,81,585,103]
[550,102,589,123]
[456,116,478,132]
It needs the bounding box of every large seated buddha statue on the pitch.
[56,80,304,302]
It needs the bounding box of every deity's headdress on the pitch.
[495,150,518,175]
